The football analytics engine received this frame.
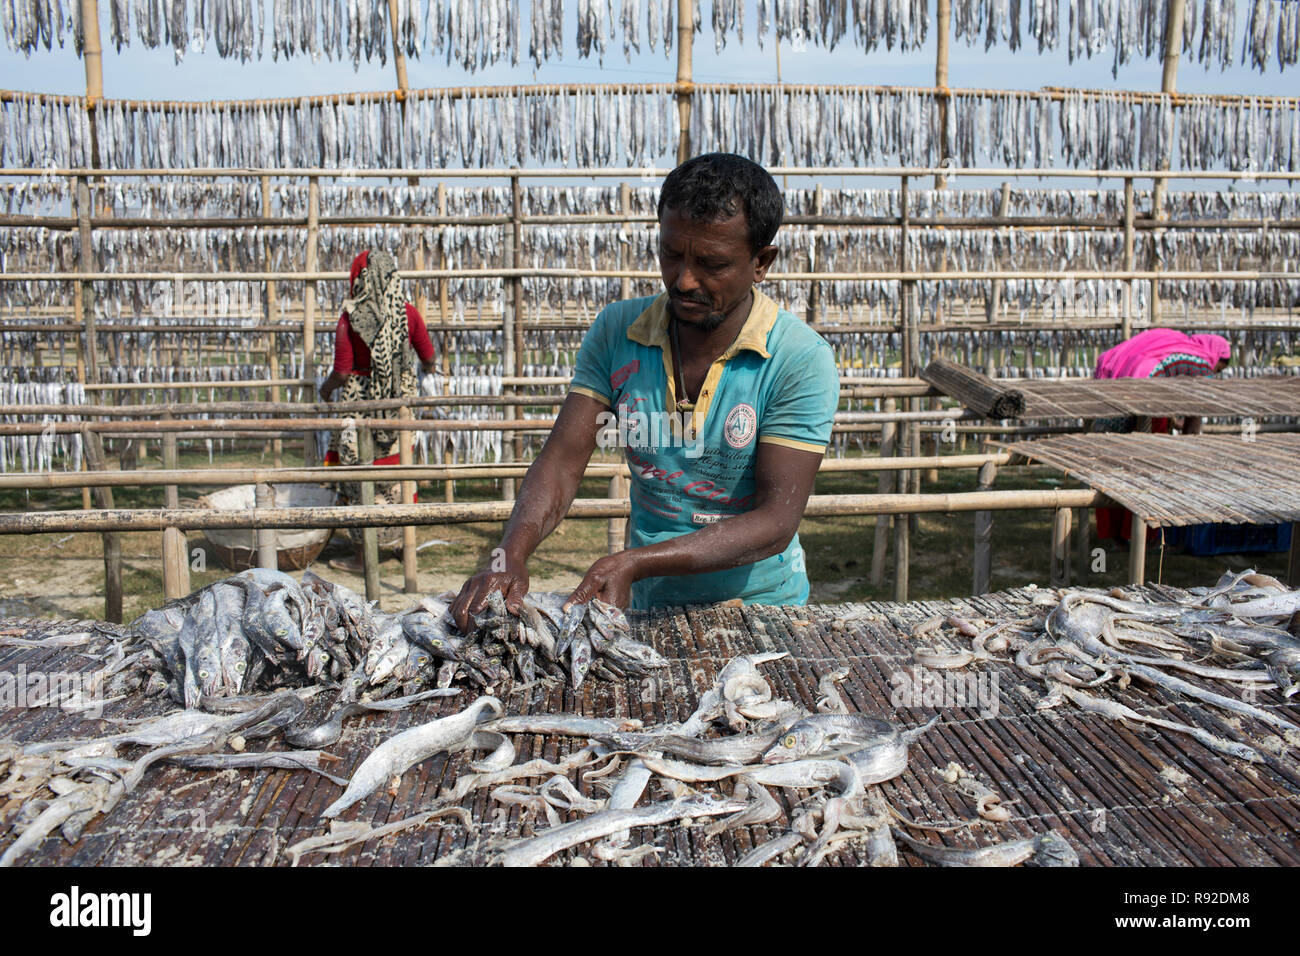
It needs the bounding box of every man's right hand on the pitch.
[450,559,530,632]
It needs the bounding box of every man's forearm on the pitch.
[497,457,585,565]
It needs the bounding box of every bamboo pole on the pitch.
[358,424,380,602]
[607,474,627,556]
[262,174,284,468]
[386,0,410,92]
[675,0,694,164]
[6,266,1296,283]
[255,482,276,570]
[80,425,122,623]
[984,182,1011,371]
[0,488,1109,536]
[934,0,952,190]
[0,452,1012,492]
[620,181,633,303]
[1050,506,1072,587]
[1287,522,1299,588]
[14,80,1300,112]
[161,428,190,600]
[1076,506,1091,582]
[1129,515,1148,585]
[399,406,418,595]
[303,175,321,466]
[870,398,896,587]
[1122,176,1135,341]
[972,460,997,595]
[807,184,823,323]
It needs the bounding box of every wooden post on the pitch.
[1129,516,1148,586]
[261,175,283,468]
[81,426,122,623]
[985,182,1011,376]
[161,428,190,600]
[619,181,633,303]
[501,174,523,502]
[972,460,996,595]
[74,176,100,385]
[80,0,103,168]
[892,495,910,603]
[675,0,694,163]
[899,175,921,522]
[1287,522,1299,588]
[1151,0,1185,326]
[870,398,896,588]
[386,0,410,91]
[807,184,823,323]
[255,482,276,570]
[399,405,418,595]
[437,182,450,327]
[1076,506,1092,581]
[303,175,321,466]
[934,0,951,189]
[436,181,453,506]
[1122,176,1135,341]
[606,475,627,556]
[1050,506,1072,587]
[358,423,380,602]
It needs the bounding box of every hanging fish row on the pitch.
[3,87,1298,171]
[6,0,1295,69]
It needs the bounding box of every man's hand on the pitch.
[450,556,530,632]
[565,552,638,611]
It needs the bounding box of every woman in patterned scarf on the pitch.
[320,249,438,572]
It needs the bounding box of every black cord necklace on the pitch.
[669,317,694,413]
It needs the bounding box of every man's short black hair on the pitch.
[657,153,784,255]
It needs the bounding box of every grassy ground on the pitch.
[0,442,1288,620]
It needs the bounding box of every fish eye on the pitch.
[235,662,246,672]
[198,670,209,679]
[431,639,442,647]
[783,735,796,748]
[353,678,363,685]
[418,656,428,665]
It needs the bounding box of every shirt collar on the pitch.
[626,290,778,360]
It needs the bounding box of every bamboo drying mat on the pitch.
[1000,433,1300,527]
[1013,376,1300,421]
[2,589,1299,867]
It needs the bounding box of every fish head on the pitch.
[589,598,631,640]
[569,636,592,688]
[762,721,825,764]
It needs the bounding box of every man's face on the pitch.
[658,206,777,332]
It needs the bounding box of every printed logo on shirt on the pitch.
[790,545,806,573]
[691,513,725,524]
[611,360,640,389]
[723,403,758,449]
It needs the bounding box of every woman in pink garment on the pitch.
[1092,329,1231,541]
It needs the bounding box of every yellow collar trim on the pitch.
[626,290,778,359]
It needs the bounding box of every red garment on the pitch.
[323,448,418,501]
[333,303,435,376]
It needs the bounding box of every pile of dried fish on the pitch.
[286,651,1075,867]
[126,571,668,709]
[908,570,1300,764]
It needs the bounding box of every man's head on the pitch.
[656,154,783,332]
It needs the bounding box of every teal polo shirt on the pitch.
[569,290,839,610]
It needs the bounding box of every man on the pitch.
[451,153,839,629]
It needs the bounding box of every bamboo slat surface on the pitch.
[1001,433,1300,526]
[1014,376,1300,420]
[1,589,1298,867]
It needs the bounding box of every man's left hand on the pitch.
[565,552,638,610]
